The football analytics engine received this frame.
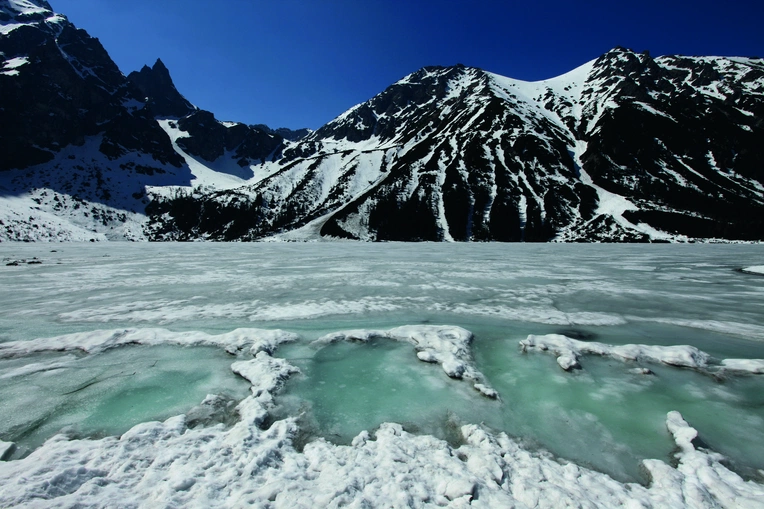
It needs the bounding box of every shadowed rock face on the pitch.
[175,111,283,167]
[127,58,196,119]
[0,1,183,171]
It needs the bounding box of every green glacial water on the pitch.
[1,242,763,484]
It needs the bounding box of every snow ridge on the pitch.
[520,333,764,375]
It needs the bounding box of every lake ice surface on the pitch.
[1,242,764,508]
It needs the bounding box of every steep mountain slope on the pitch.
[0,0,290,240]
[148,51,764,242]
[577,49,764,240]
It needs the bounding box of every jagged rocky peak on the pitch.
[0,0,182,171]
[127,58,196,118]
[282,64,492,162]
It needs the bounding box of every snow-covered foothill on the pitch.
[519,334,764,376]
[314,325,499,398]
[0,327,299,358]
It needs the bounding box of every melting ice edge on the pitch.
[1,325,763,508]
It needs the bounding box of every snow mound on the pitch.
[519,334,764,376]
[0,327,298,358]
[314,325,499,399]
[639,412,764,508]
[2,395,762,508]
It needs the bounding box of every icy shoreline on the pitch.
[1,327,764,507]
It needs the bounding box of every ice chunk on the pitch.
[520,333,711,370]
[742,265,764,276]
[314,325,499,398]
[231,353,300,427]
[520,334,764,377]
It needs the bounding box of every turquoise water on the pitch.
[0,345,250,455]
[1,242,763,482]
[276,325,764,483]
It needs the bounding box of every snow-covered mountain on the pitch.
[149,49,764,242]
[0,0,295,240]
[2,0,763,242]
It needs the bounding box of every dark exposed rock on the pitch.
[252,124,312,142]
[176,110,283,165]
[127,58,196,118]
[0,1,182,171]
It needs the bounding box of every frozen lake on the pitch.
[1,242,763,508]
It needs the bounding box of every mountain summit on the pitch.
[127,59,196,118]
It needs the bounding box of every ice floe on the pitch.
[720,358,764,374]
[314,325,499,398]
[520,333,764,376]
[742,265,764,276]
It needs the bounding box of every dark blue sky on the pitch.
[53,0,763,130]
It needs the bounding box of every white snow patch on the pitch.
[520,333,712,371]
[521,333,764,376]
[633,101,677,121]
[0,328,299,358]
[5,0,50,14]
[0,195,107,242]
[1,56,29,76]
[156,119,254,191]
